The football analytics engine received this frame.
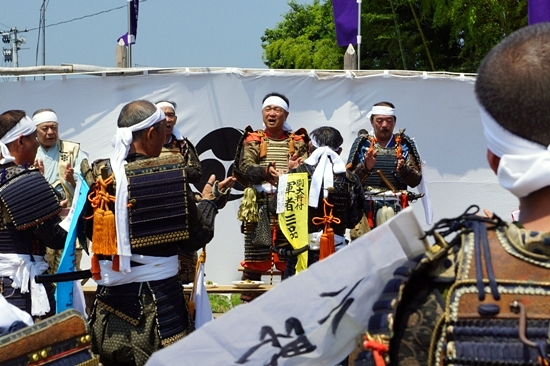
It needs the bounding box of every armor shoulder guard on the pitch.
[398,131,422,168]
[232,126,255,185]
[243,127,264,144]
[0,168,61,230]
[346,135,370,169]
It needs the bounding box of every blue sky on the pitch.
[0,0,313,69]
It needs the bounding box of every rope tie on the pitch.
[470,220,500,301]
[312,199,341,260]
[87,174,118,280]
[363,338,388,366]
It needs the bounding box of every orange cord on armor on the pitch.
[86,174,118,279]
[395,134,403,159]
[363,334,389,366]
[312,199,341,260]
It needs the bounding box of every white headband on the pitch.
[155,102,176,111]
[480,106,550,198]
[304,136,346,208]
[366,106,395,120]
[0,116,36,164]
[32,111,58,125]
[262,96,292,132]
[111,106,166,273]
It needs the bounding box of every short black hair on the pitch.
[310,126,343,151]
[475,23,550,146]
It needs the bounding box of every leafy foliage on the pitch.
[262,0,527,72]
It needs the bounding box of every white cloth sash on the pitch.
[95,254,178,287]
[308,231,346,251]
[0,254,50,316]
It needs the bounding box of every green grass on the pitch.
[209,294,242,313]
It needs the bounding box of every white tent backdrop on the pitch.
[0,69,517,284]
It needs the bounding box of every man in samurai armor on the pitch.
[284,126,365,277]
[155,100,202,286]
[82,100,235,366]
[355,23,550,366]
[233,92,309,300]
[0,110,67,320]
[32,108,89,273]
[346,102,423,230]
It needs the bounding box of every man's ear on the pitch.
[337,147,342,155]
[145,126,156,144]
[486,149,501,174]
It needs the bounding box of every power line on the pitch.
[26,4,127,32]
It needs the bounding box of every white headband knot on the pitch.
[366,106,395,120]
[32,111,58,125]
[0,116,36,164]
[110,106,166,273]
[480,105,550,198]
[304,136,346,208]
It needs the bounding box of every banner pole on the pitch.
[357,0,362,70]
[127,0,132,68]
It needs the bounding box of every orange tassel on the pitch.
[319,229,336,260]
[102,209,118,255]
[112,255,120,272]
[91,208,105,254]
[91,254,102,281]
[367,200,374,228]
[400,193,408,209]
[259,138,267,158]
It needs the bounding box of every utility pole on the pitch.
[40,0,46,79]
[1,27,27,68]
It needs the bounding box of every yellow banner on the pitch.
[278,172,309,273]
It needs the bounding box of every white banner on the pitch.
[0,69,517,285]
[146,207,428,366]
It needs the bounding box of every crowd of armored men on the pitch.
[0,95,421,357]
[3,23,550,366]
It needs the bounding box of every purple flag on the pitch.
[117,0,139,46]
[333,0,358,46]
[529,0,550,24]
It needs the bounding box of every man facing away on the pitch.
[346,102,423,229]
[356,23,550,365]
[233,92,308,300]
[83,100,235,366]
[284,126,365,277]
[0,110,67,319]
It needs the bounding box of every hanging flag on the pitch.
[145,207,429,366]
[277,173,309,273]
[192,250,213,329]
[332,0,358,46]
[117,0,140,46]
[56,174,90,315]
[529,0,550,24]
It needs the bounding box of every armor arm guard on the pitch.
[181,138,202,184]
[346,136,372,183]
[397,134,422,188]
[33,214,67,250]
[181,190,216,252]
[346,171,367,229]
[238,140,269,184]
[209,180,231,210]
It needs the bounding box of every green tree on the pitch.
[261,0,342,69]
[262,0,527,72]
